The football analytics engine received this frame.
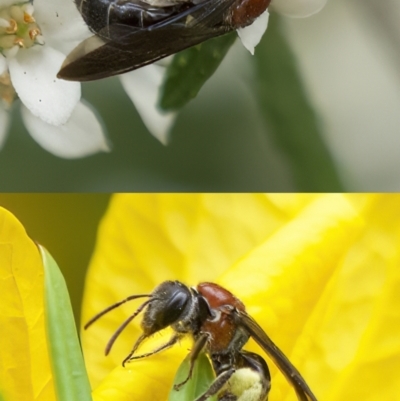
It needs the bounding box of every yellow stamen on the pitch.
[14,37,25,47]
[24,12,35,24]
[5,18,17,34]
[29,27,40,40]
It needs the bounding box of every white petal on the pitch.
[271,0,328,17]
[0,107,10,150]
[33,0,92,54]
[21,100,110,159]
[237,10,269,55]
[120,65,177,145]
[0,54,7,75]
[8,45,80,125]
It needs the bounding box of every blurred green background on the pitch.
[0,13,343,191]
[0,194,111,324]
[1,0,399,191]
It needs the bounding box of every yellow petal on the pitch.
[0,207,56,401]
[319,195,400,401]
[93,346,188,401]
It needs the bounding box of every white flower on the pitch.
[0,0,110,158]
[121,0,328,144]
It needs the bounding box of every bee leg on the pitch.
[122,332,182,366]
[174,333,209,390]
[195,368,236,401]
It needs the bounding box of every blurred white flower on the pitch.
[238,0,329,52]
[270,0,328,17]
[0,0,109,158]
[281,0,400,189]
[122,0,328,144]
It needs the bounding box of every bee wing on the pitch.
[235,310,318,401]
[58,0,236,82]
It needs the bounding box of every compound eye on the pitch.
[141,281,193,335]
[159,291,190,328]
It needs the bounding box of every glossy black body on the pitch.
[77,0,196,32]
[57,0,270,81]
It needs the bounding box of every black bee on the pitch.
[85,280,318,401]
[57,0,271,81]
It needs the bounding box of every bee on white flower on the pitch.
[0,0,329,154]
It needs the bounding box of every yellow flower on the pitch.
[2,194,400,401]
[82,194,400,401]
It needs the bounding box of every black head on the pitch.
[141,281,194,335]
[85,280,212,357]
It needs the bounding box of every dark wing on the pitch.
[58,0,236,82]
[235,310,318,401]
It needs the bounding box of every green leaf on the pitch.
[159,33,237,111]
[168,353,217,401]
[40,246,92,401]
[254,15,344,191]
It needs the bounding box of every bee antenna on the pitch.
[105,298,158,355]
[84,294,152,330]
